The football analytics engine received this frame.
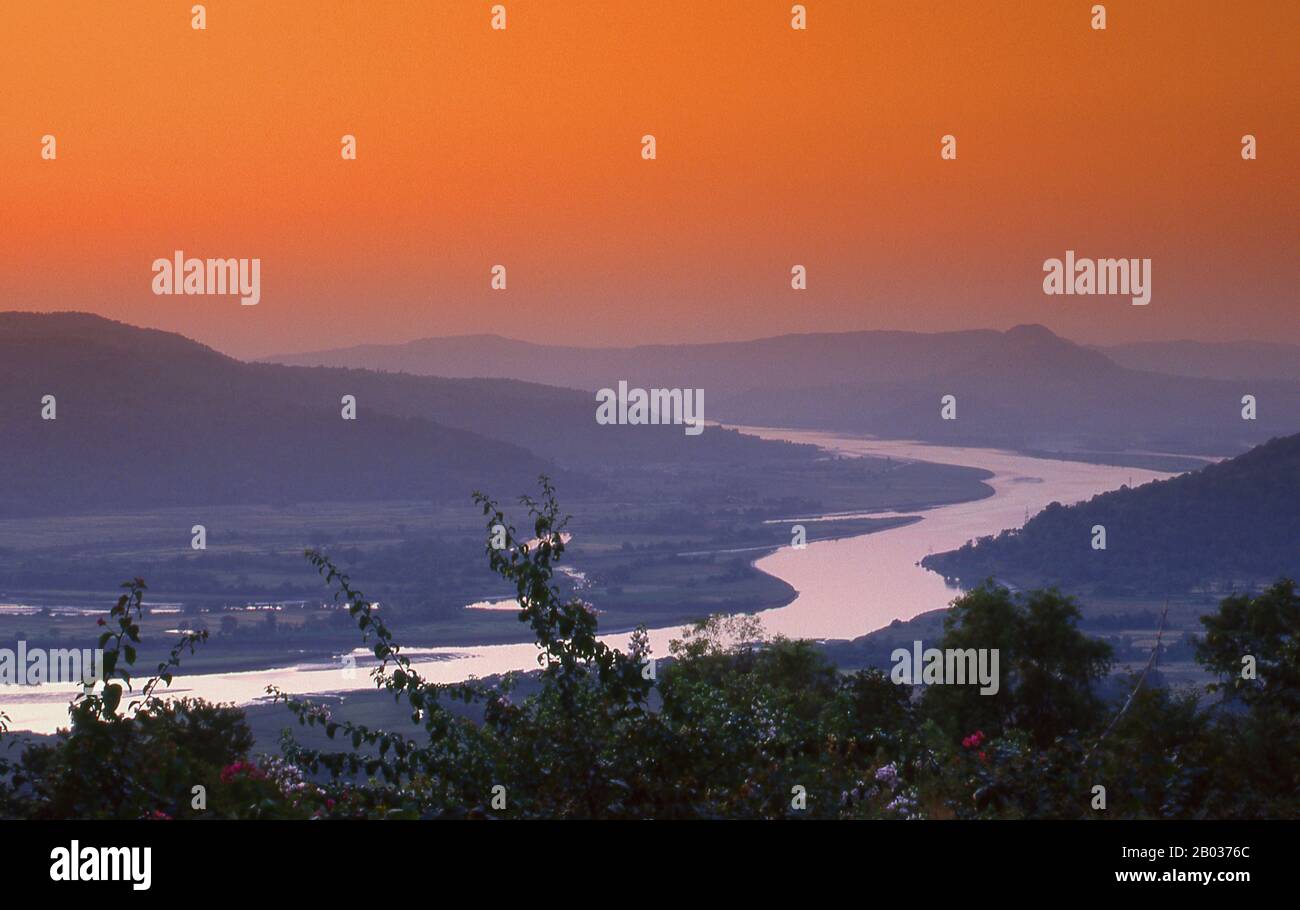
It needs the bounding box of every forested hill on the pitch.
[0,312,812,516]
[922,433,1300,596]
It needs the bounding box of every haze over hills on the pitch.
[10,311,1297,522]
[922,431,1300,596]
[266,328,1018,391]
[1096,340,1300,383]
[269,324,1300,457]
[0,313,810,517]
[0,313,545,516]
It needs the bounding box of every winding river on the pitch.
[3,428,1171,734]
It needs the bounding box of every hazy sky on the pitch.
[1,0,1296,359]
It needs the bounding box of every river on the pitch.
[2,428,1171,734]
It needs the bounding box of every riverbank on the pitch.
[0,429,1162,734]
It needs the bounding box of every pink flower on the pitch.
[97,618,107,626]
[220,760,265,784]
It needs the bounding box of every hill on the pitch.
[921,433,1300,595]
[0,312,809,516]
[269,325,1300,456]
[0,313,550,515]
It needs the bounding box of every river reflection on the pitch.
[3,429,1171,733]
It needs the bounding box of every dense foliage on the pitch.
[1,480,1296,819]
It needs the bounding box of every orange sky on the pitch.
[1,0,1296,358]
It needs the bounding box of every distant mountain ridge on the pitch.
[0,312,809,516]
[268,324,1300,457]
[267,327,1023,391]
[0,313,541,515]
